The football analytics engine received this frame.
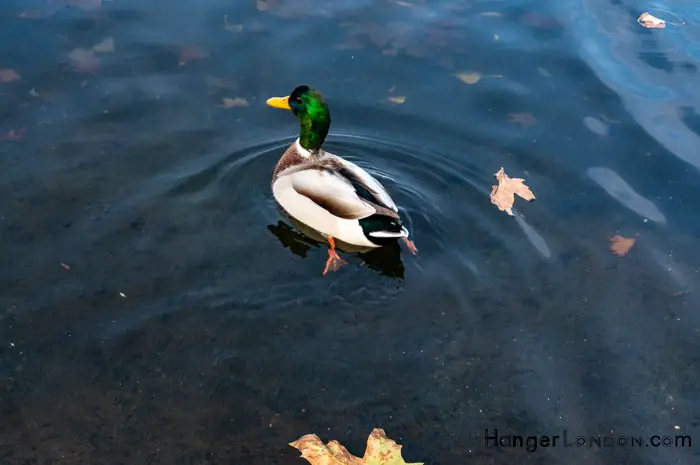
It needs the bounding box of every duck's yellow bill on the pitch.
[266,96,291,110]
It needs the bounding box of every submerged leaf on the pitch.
[178,45,209,66]
[609,235,636,256]
[637,12,666,29]
[68,48,100,73]
[507,112,537,126]
[583,116,609,136]
[0,128,26,142]
[0,69,21,83]
[224,14,243,32]
[220,97,249,108]
[454,72,481,84]
[490,167,535,216]
[256,0,270,12]
[290,428,422,465]
[92,37,115,53]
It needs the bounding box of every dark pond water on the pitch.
[2,0,700,464]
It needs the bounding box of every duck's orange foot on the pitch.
[322,249,348,275]
[402,237,418,255]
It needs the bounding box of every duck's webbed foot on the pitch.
[322,236,348,275]
[401,237,418,255]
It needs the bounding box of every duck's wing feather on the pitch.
[322,152,399,213]
[287,166,379,220]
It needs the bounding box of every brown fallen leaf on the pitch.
[490,167,535,215]
[219,97,249,108]
[638,12,666,29]
[178,45,209,66]
[0,128,26,142]
[0,69,21,83]
[508,112,537,126]
[289,428,422,465]
[609,235,636,256]
[387,96,406,104]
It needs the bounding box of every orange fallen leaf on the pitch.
[178,45,209,66]
[289,428,422,465]
[0,69,21,83]
[0,128,25,142]
[609,235,636,256]
[638,12,666,29]
[508,112,537,126]
[490,167,535,215]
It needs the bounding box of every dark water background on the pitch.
[2,0,700,464]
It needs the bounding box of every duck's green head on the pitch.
[266,85,331,152]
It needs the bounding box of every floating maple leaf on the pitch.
[609,235,636,256]
[508,112,537,126]
[0,69,21,82]
[490,167,535,215]
[290,428,422,465]
[638,12,665,29]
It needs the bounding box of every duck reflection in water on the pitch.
[267,215,406,279]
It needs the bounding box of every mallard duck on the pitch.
[266,85,417,275]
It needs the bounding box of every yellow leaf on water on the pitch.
[220,97,249,108]
[290,428,423,465]
[388,96,406,104]
[454,72,481,84]
[637,12,665,28]
[490,167,535,216]
[92,37,115,53]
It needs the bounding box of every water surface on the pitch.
[1,1,699,464]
